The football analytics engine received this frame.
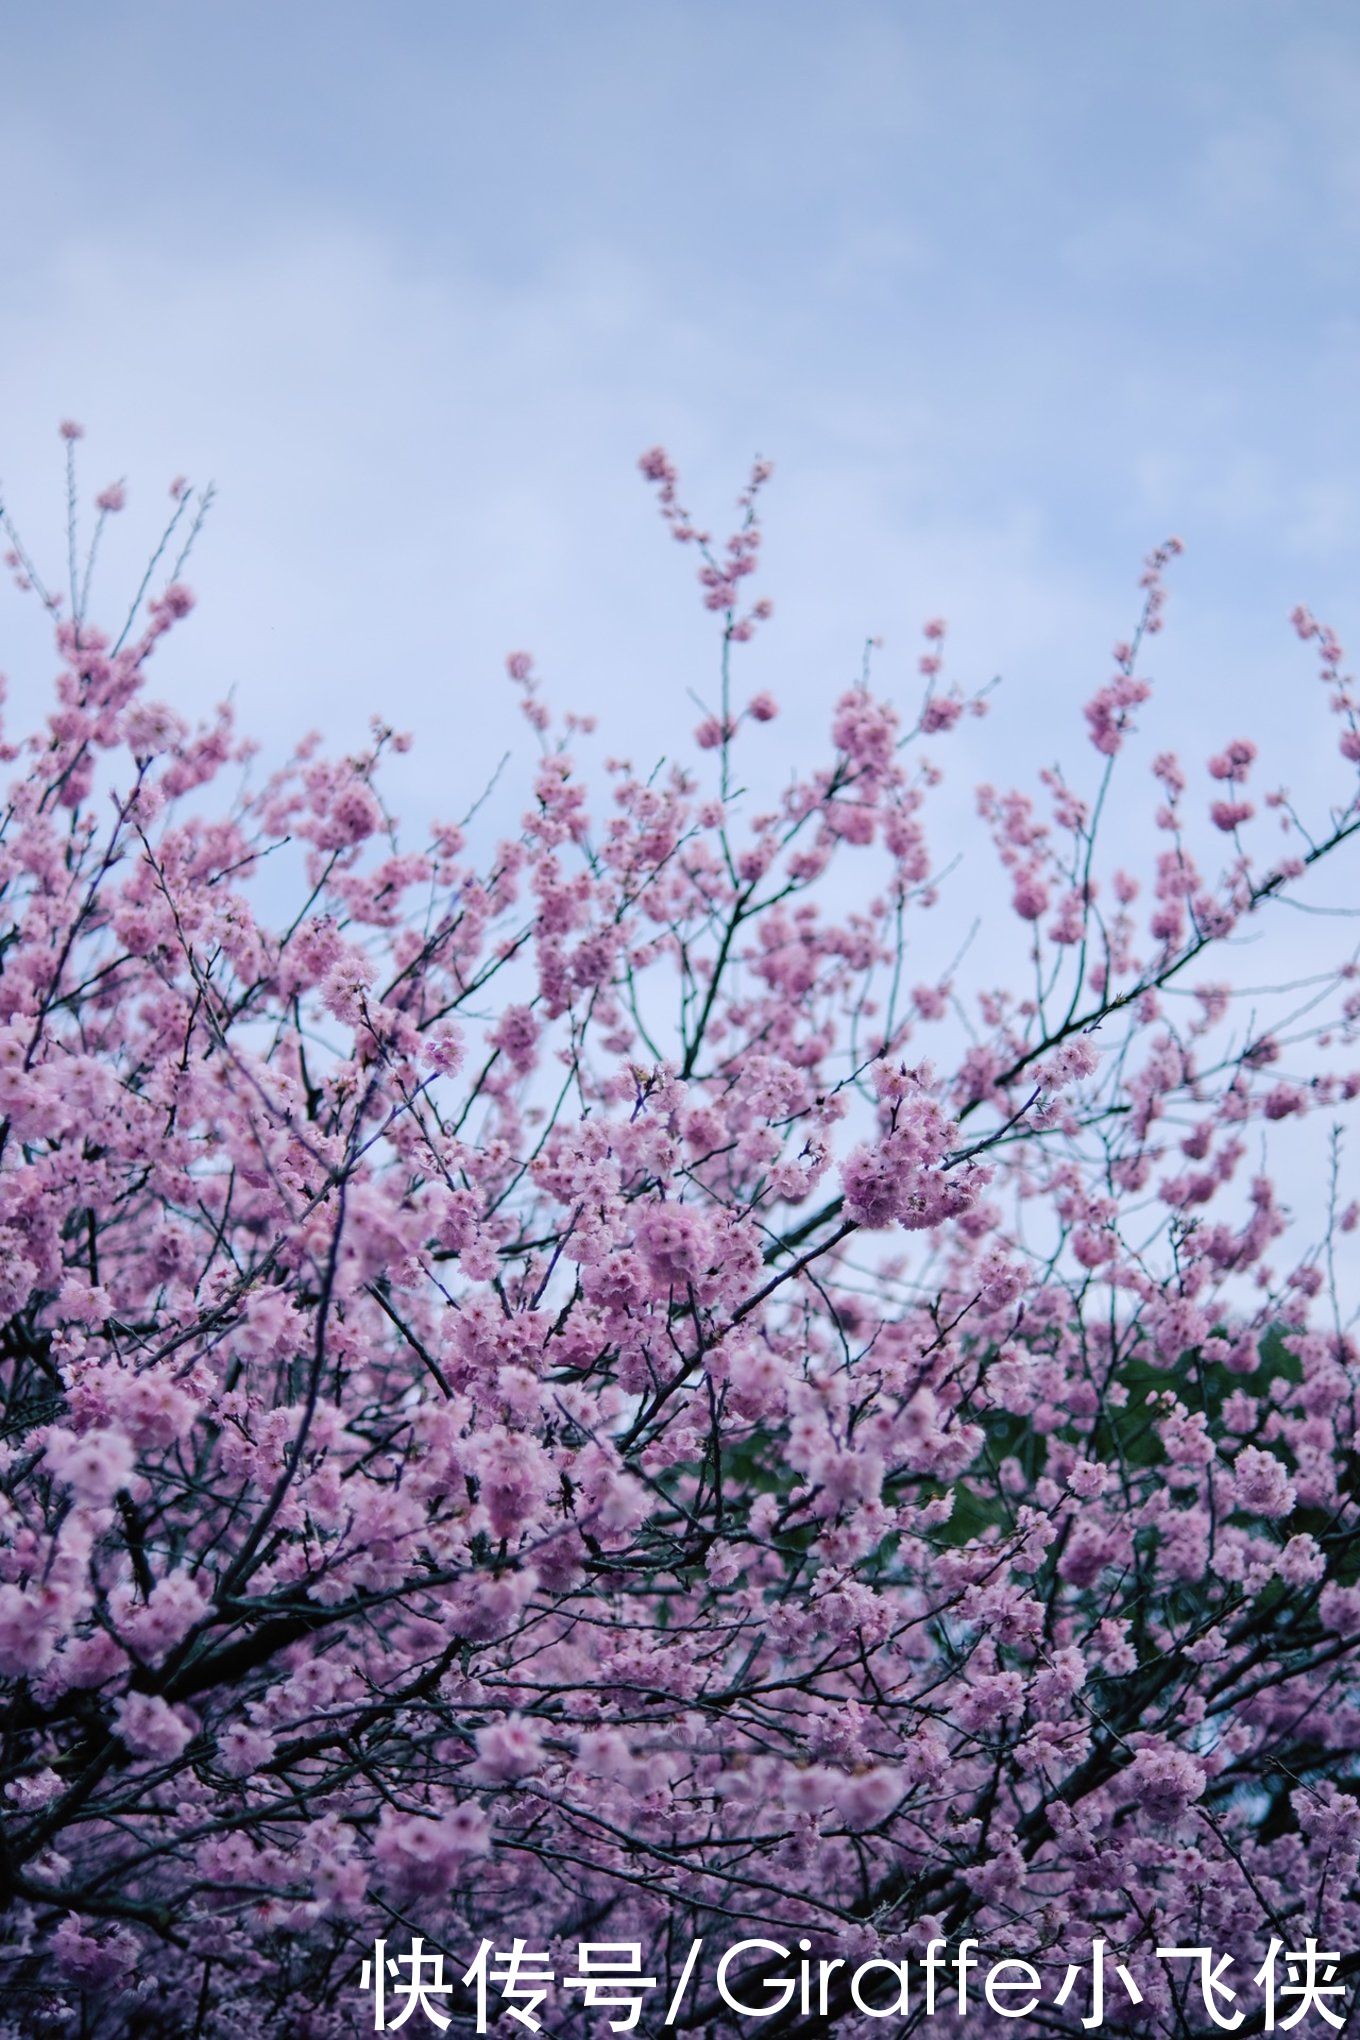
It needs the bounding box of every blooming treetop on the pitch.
[0,430,1358,2034]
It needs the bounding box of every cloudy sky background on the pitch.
[1,4,1357,1008]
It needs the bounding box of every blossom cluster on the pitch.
[0,435,1358,2035]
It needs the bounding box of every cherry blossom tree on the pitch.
[1,426,1359,2036]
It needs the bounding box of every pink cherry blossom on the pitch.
[0,431,1355,2036]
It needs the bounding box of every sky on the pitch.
[0,2,1357,853]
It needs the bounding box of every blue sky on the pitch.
[1,2,1357,830]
